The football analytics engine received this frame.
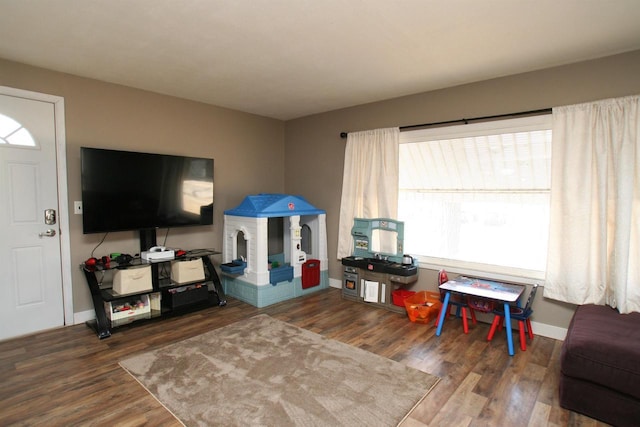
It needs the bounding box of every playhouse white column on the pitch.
[317,213,329,268]
[253,217,270,285]
[288,215,305,277]
[223,215,239,263]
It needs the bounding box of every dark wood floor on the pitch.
[0,287,608,426]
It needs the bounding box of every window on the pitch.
[0,113,37,147]
[398,115,552,280]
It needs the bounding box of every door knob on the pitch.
[39,229,57,238]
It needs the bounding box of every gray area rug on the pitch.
[120,314,439,426]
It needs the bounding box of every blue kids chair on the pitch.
[487,283,539,351]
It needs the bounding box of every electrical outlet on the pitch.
[74,201,83,215]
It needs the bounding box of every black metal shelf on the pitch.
[82,251,226,339]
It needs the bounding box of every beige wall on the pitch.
[1,58,285,313]
[3,50,640,329]
[284,49,640,330]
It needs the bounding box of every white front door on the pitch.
[0,89,68,340]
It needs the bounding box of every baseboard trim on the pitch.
[73,309,96,325]
[329,278,342,289]
[530,320,567,341]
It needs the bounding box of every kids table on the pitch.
[436,277,525,356]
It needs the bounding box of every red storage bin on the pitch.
[392,289,416,307]
[302,259,320,289]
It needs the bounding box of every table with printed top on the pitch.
[436,276,526,356]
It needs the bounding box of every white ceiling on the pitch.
[2,1,640,120]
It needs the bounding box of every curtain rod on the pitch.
[339,107,552,139]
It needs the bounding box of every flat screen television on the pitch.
[81,147,214,235]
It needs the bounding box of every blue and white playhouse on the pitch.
[221,194,329,307]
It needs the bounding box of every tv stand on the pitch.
[82,249,226,339]
[139,228,158,252]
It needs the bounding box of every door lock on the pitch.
[44,209,57,225]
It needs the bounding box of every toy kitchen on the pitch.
[341,218,419,313]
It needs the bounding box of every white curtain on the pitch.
[336,127,400,260]
[545,95,640,314]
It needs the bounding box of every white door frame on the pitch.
[1,85,74,326]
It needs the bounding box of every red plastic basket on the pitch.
[404,291,442,323]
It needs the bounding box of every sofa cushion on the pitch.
[561,304,640,400]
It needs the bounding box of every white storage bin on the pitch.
[104,294,151,327]
[171,258,205,284]
[113,265,152,295]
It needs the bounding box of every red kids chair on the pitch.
[435,269,477,333]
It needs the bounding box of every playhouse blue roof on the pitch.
[224,194,325,218]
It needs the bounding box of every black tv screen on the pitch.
[81,147,214,234]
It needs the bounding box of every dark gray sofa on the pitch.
[560,304,640,426]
